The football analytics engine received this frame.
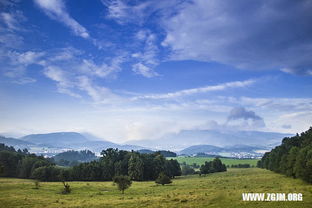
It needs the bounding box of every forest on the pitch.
[257,127,312,183]
[0,145,182,181]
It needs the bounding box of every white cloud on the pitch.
[43,65,80,97]
[42,63,122,103]
[134,79,255,100]
[15,51,45,65]
[34,0,89,39]
[80,55,126,78]
[132,63,158,78]
[77,76,121,104]
[131,30,160,77]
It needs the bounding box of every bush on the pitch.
[113,175,132,194]
[33,180,40,189]
[155,172,172,185]
[61,181,71,194]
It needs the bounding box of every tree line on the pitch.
[179,158,227,176]
[229,164,251,168]
[0,145,181,182]
[257,127,312,183]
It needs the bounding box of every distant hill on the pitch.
[20,132,88,147]
[0,136,34,149]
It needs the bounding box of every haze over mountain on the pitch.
[21,132,88,147]
[126,129,292,151]
[178,144,268,156]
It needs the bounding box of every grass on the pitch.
[167,156,259,166]
[0,168,311,208]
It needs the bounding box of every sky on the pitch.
[0,0,311,143]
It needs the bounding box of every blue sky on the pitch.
[0,0,311,142]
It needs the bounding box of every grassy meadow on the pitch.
[0,168,311,208]
[167,156,259,166]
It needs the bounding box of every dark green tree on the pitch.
[128,153,144,181]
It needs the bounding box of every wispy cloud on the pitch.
[102,0,184,25]
[134,79,255,100]
[132,63,158,78]
[34,0,89,39]
[80,55,126,78]
[0,11,26,31]
[0,50,44,82]
[43,65,80,98]
[102,0,151,25]
[131,30,160,77]
[77,76,121,104]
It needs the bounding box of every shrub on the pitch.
[33,180,40,189]
[155,172,172,185]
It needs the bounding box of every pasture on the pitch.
[0,168,311,208]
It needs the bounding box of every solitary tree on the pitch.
[155,172,172,185]
[113,175,132,194]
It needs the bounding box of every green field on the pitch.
[0,168,311,208]
[167,156,259,166]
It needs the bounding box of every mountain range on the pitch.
[0,132,144,156]
[0,130,293,157]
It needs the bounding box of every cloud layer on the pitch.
[162,0,312,75]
